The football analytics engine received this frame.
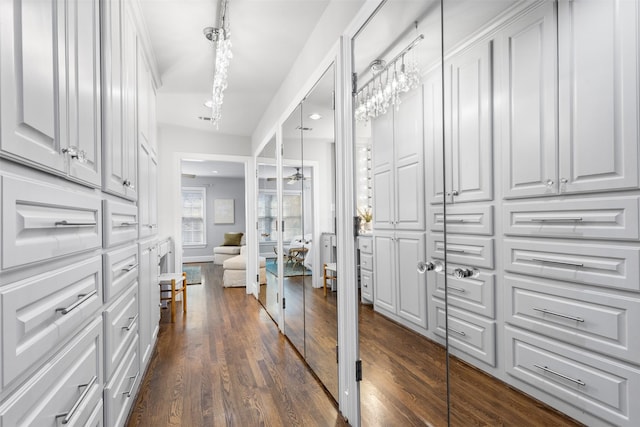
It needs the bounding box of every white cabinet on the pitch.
[373,232,427,330]
[104,285,138,381]
[138,143,158,238]
[103,244,138,302]
[371,87,425,230]
[0,0,101,188]
[358,236,373,303]
[102,0,137,200]
[439,38,494,204]
[103,199,139,248]
[104,335,139,427]
[503,0,639,198]
[139,240,160,368]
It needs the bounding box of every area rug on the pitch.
[183,265,202,285]
[265,259,312,277]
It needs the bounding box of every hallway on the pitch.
[127,263,346,426]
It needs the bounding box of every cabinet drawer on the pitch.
[361,270,373,298]
[104,285,138,381]
[433,265,495,318]
[506,326,640,426]
[1,175,101,270]
[0,256,102,390]
[504,239,640,292]
[503,196,640,240]
[104,244,138,302]
[103,200,138,248]
[505,274,640,366]
[105,335,140,427]
[360,254,373,271]
[358,236,373,254]
[431,234,494,269]
[429,204,494,235]
[0,318,103,427]
[433,299,496,366]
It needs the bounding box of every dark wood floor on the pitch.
[128,262,582,427]
[127,263,348,427]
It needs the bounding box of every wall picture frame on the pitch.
[214,198,234,224]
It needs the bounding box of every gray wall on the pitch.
[182,176,246,260]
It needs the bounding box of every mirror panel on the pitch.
[353,1,448,425]
[301,64,338,400]
[257,136,279,323]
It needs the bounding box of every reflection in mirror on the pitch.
[257,136,278,323]
[282,103,306,357]
[443,0,637,425]
[353,1,448,425]
[301,64,338,400]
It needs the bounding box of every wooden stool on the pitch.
[159,272,187,323]
[323,263,337,297]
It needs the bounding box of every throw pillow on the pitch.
[222,232,243,246]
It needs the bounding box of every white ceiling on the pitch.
[140,0,333,137]
[181,159,245,177]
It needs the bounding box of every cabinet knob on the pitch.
[417,261,435,273]
[62,146,87,163]
[545,179,554,187]
[123,179,135,190]
[453,267,474,279]
[560,178,568,184]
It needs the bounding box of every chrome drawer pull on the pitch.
[56,375,97,424]
[447,285,466,293]
[56,290,97,315]
[122,263,139,272]
[532,258,584,267]
[447,248,467,254]
[446,219,466,224]
[117,221,138,227]
[122,314,139,331]
[448,327,466,336]
[54,220,97,227]
[529,217,583,223]
[534,364,586,386]
[533,307,584,322]
[123,371,140,397]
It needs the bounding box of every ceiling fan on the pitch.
[266,167,309,185]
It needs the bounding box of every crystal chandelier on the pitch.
[355,34,424,123]
[204,0,232,129]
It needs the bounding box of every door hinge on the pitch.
[353,216,360,238]
[256,221,258,230]
[355,360,362,382]
[336,345,339,363]
[282,220,285,232]
[256,274,259,282]
[352,72,358,96]
[282,297,286,309]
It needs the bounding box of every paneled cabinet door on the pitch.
[0,0,101,187]
[373,232,396,313]
[371,111,394,230]
[445,38,494,204]
[424,70,446,205]
[150,244,161,340]
[138,244,152,367]
[149,154,158,235]
[501,2,558,198]
[396,232,427,328]
[138,144,151,238]
[557,0,639,194]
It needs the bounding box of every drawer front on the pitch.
[104,285,139,381]
[433,299,496,366]
[1,256,102,390]
[360,254,373,271]
[506,274,640,365]
[0,318,103,427]
[504,239,640,292]
[104,244,139,302]
[429,204,494,235]
[503,196,640,240]
[103,200,138,248]
[105,336,140,427]
[361,270,373,300]
[431,233,494,269]
[358,236,373,254]
[1,175,101,270]
[433,265,495,318]
[506,326,640,425]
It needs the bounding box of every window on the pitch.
[258,191,302,242]
[182,187,206,246]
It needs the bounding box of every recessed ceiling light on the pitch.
[308,113,322,120]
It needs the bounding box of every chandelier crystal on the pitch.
[207,0,232,129]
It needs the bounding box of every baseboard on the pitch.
[183,255,214,263]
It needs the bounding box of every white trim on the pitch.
[183,255,214,263]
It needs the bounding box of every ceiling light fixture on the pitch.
[308,113,322,120]
[204,0,232,129]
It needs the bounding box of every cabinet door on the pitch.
[424,71,448,205]
[373,232,396,313]
[138,143,151,238]
[149,154,158,234]
[371,111,394,229]
[394,88,425,230]
[558,0,639,194]
[0,0,66,174]
[149,244,160,341]
[449,39,494,203]
[138,245,152,367]
[396,232,427,328]
[67,0,101,187]
[122,5,138,200]
[501,2,558,198]
[137,48,150,149]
